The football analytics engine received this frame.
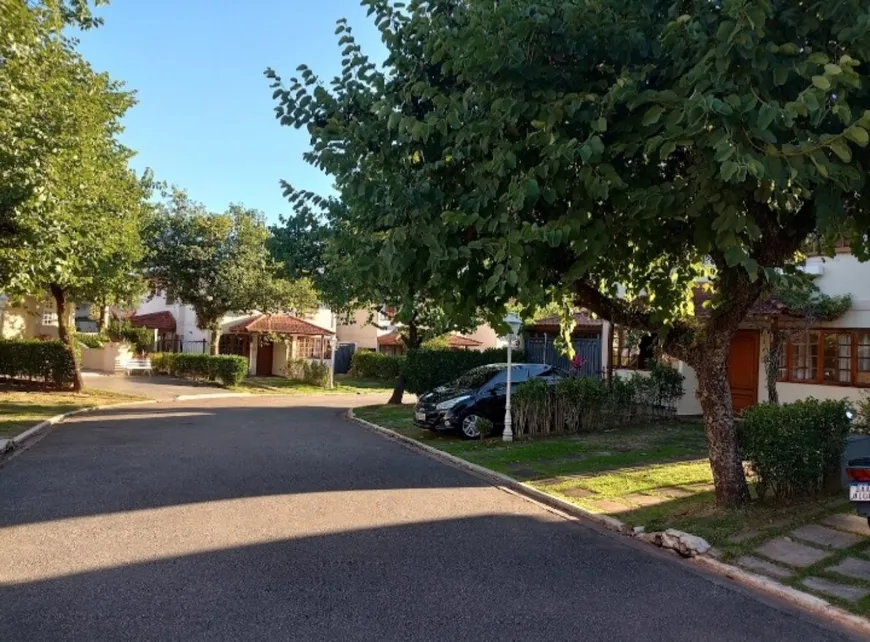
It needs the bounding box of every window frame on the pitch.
[778,329,870,387]
[295,336,332,359]
[612,327,655,370]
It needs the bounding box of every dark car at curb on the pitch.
[413,364,565,439]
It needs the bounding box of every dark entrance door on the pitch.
[256,339,274,376]
[728,330,760,412]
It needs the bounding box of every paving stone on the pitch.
[802,577,870,603]
[560,453,587,461]
[586,500,631,514]
[560,487,597,499]
[533,477,565,487]
[682,482,715,492]
[727,529,760,544]
[822,513,870,536]
[755,538,834,568]
[827,557,870,582]
[737,555,794,579]
[592,451,613,457]
[790,524,863,550]
[623,493,667,507]
[657,486,696,499]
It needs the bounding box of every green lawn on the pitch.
[0,388,146,439]
[355,404,853,558]
[237,375,394,396]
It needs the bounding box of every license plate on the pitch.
[850,484,870,501]
[414,411,426,422]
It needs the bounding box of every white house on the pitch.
[603,248,870,415]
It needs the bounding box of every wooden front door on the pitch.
[728,330,760,412]
[256,339,274,376]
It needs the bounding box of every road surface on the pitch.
[0,397,860,641]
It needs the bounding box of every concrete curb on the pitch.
[348,409,870,637]
[2,399,158,459]
[346,409,629,535]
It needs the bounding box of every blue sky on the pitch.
[77,0,384,224]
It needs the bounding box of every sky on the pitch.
[76,0,385,224]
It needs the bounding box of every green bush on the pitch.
[303,360,330,386]
[404,347,525,394]
[740,399,852,501]
[349,351,405,380]
[77,333,107,349]
[150,352,248,387]
[512,365,685,438]
[0,339,77,389]
[106,319,153,353]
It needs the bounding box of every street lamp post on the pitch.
[328,336,338,389]
[502,312,523,442]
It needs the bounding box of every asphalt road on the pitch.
[0,397,860,641]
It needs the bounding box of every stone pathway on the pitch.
[736,512,870,604]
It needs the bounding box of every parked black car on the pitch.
[413,363,565,439]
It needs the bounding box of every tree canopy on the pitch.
[272,0,870,505]
[143,191,319,354]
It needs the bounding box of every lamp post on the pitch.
[503,312,523,442]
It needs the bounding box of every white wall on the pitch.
[800,253,870,329]
[466,323,505,350]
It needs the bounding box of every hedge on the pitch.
[284,358,330,387]
[150,353,248,387]
[404,347,526,394]
[77,333,106,349]
[349,351,405,380]
[740,399,852,501]
[0,339,77,389]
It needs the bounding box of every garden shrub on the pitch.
[0,339,77,389]
[77,333,106,349]
[106,319,153,353]
[404,347,525,394]
[349,351,405,380]
[302,360,330,386]
[511,365,685,438]
[150,353,248,387]
[740,399,852,501]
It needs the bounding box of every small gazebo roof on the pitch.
[228,314,334,336]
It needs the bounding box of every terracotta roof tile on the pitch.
[376,331,482,348]
[229,314,334,336]
[130,311,176,332]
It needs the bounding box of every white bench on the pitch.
[123,358,153,376]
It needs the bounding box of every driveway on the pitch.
[0,397,860,641]
[82,371,231,401]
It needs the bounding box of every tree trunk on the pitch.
[693,342,750,507]
[209,323,220,355]
[50,283,83,392]
[388,318,420,405]
[96,304,109,334]
[765,328,782,405]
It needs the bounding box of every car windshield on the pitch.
[449,365,505,390]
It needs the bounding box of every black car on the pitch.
[413,363,564,439]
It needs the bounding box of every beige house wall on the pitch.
[466,324,502,351]
[0,295,71,340]
[80,343,134,373]
[272,339,290,376]
[336,310,381,350]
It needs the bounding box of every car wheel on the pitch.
[461,414,483,439]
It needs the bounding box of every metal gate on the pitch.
[334,342,356,375]
[524,336,601,378]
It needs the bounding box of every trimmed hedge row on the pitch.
[740,399,851,501]
[404,347,525,394]
[349,351,405,380]
[0,339,77,389]
[151,353,248,387]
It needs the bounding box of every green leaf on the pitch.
[846,126,869,147]
[714,145,735,162]
[773,67,788,86]
[828,139,852,162]
[659,140,676,159]
[802,91,820,112]
[824,63,842,76]
[592,117,607,132]
[757,104,777,129]
[720,161,738,181]
[642,105,664,126]
[812,75,831,90]
[524,178,540,201]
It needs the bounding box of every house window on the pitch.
[296,336,332,359]
[781,330,870,386]
[612,328,655,370]
[41,309,57,326]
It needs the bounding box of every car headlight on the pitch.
[436,395,471,411]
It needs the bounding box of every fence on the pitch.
[150,337,209,355]
[524,335,601,378]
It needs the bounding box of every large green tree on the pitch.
[276,0,870,506]
[144,192,319,355]
[0,0,147,391]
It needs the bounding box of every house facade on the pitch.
[0,294,68,340]
[602,250,870,415]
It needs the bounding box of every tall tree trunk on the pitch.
[96,304,109,334]
[50,283,83,392]
[692,339,750,507]
[388,318,419,405]
[765,328,782,405]
[208,322,221,355]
